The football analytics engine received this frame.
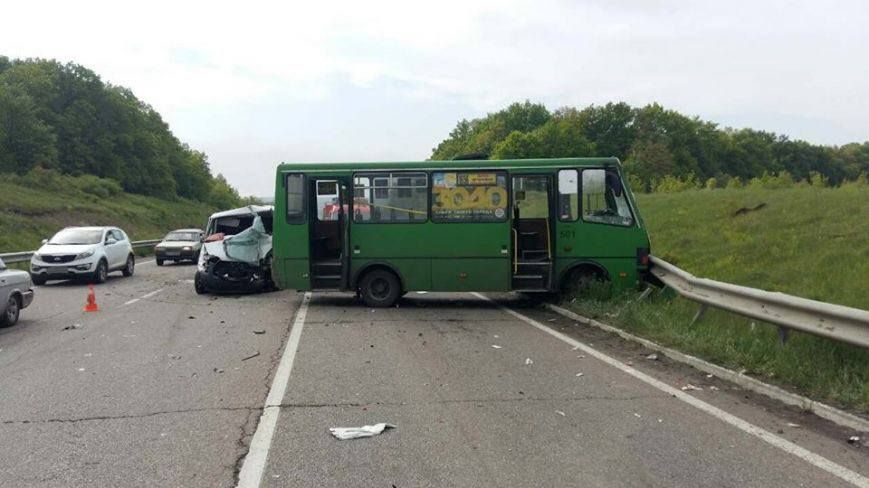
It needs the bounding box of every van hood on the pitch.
[37,243,99,255]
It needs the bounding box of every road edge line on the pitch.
[545,303,869,433]
[236,292,311,488]
[473,293,869,488]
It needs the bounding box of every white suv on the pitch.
[30,227,136,285]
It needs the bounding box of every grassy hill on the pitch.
[0,169,218,253]
[640,185,868,309]
[569,185,869,412]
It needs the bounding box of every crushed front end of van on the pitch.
[194,206,274,294]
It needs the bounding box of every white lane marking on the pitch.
[237,292,311,488]
[141,288,163,299]
[123,288,164,306]
[472,293,869,488]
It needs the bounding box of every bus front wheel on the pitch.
[359,269,401,308]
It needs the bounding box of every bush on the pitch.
[748,171,795,189]
[653,174,700,193]
[73,174,123,198]
[726,176,743,189]
[808,171,829,187]
[704,177,718,190]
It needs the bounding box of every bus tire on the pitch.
[561,266,606,298]
[359,269,401,308]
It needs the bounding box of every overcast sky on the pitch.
[2,0,867,196]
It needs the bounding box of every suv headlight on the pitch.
[75,249,95,260]
[32,253,42,261]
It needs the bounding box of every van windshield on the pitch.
[210,215,255,236]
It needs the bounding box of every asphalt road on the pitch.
[1,262,866,487]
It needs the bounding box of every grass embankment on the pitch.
[0,170,218,253]
[567,186,869,413]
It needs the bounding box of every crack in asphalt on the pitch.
[0,405,262,425]
[273,394,663,409]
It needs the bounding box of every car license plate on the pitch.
[166,251,180,256]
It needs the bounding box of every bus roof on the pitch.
[276,157,622,173]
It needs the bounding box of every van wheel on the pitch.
[122,255,135,277]
[359,270,400,308]
[194,272,208,295]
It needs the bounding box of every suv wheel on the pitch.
[93,260,108,284]
[122,254,135,277]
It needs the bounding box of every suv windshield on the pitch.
[165,232,199,241]
[49,228,103,245]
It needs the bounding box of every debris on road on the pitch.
[242,351,260,361]
[576,354,585,359]
[329,423,395,440]
[847,435,861,445]
[547,318,556,322]
[77,368,85,372]
[645,353,658,361]
[213,368,224,374]
[681,384,703,391]
[575,373,584,377]
[491,345,502,349]
[253,330,266,335]
[555,410,566,417]
[633,412,642,418]
[571,346,580,351]
[524,358,533,365]
[188,316,195,319]
[787,423,800,428]
[709,386,720,391]
[63,323,82,330]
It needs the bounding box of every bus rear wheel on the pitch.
[359,269,401,308]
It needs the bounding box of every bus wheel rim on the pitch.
[370,278,390,299]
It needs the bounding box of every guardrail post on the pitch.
[778,326,790,346]
[689,303,708,327]
[634,287,653,303]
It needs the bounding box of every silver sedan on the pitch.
[0,257,35,327]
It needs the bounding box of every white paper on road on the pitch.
[329,423,395,440]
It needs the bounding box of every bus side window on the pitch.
[286,174,305,223]
[558,169,579,221]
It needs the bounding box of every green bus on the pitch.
[272,158,651,307]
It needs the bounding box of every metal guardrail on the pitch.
[649,256,869,349]
[0,240,162,264]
